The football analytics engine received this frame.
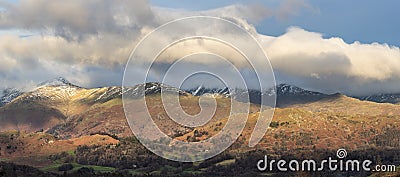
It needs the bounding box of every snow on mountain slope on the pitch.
[0,88,23,107]
[356,93,400,104]
[37,77,79,88]
[188,85,230,97]
[0,77,79,107]
[186,83,329,107]
[276,84,323,96]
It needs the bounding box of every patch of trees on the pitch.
[270,121,289,128]
[58,163,73,171]
[371,127,400,147]
[0,161,55,177]
[186,130,209,142]
[48,151,75,163]
[75,137,174,170]
[89,132,120,140]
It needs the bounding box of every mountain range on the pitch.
[356,93,400,104]
[9,77,400,107]
[1,77,399,176]
[2,77,400,110]
[1,77,400,135]
[187,83,400,106]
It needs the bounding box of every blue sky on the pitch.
[150,0,400,46]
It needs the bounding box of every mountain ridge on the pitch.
[2,77,397,137]
[2,77,400,110]
[356,93,400,104]
[37,77,80,88]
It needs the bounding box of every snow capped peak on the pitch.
[186,84,328,99]
[142,82,188,95]
[277,83,303,94]
[0,88,23,106]
[119,82,190,100]
[358,93,400,104]
[2,88,21,95]
[37,77,78,88]
[193,85,204,96]
[276,83,321,96]
[187,86,231,97]
[1,77,79,106]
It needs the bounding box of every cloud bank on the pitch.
[263,27,400,95]
[0,0,399,96]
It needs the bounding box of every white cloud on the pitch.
[263,27,400,95]
[0,0,399,96]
